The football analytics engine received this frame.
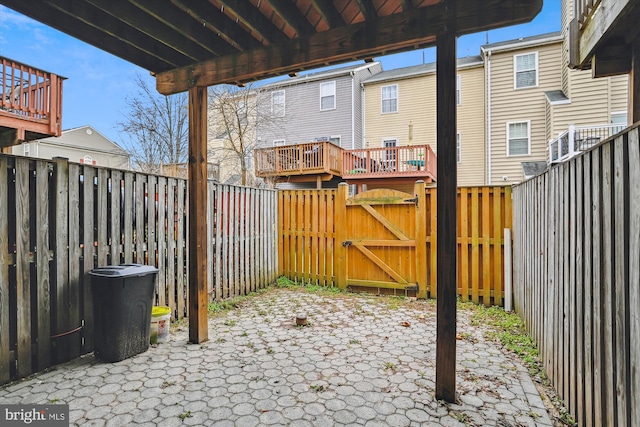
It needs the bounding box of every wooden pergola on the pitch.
[0,0,541,402]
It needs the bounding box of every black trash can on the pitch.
[89,264,158,362]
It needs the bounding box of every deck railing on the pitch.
[575,0,601,29]
[343,144,437,181]
[548,123,624,164]
[0,57,64,141]
[254,140,342,177]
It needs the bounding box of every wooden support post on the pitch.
[335,183,349,289]
[435,28,457,402]
[632,39,640,124]
[415,180,427,299]
[188,86,209,344]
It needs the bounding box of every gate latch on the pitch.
[342,241,352,247]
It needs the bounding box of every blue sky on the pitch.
[0,1,560,145]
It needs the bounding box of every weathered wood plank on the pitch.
[568,161,577,417]
[53,158,70,365]
[35,161,51,371]
[591,149,604,427]
[147,175,156,272]
[157,177,167,306]
[135,174,145,264]
[67,164,82,360]
[177,179,186,318]
[15,158,31,378]
[123,172,134,264]
[627,128,640,427]
[167,178,176,311]
[110,170,122,265]
[96,169,109,267]
[470,188,479,303]
[614,134,630,427]
[583,153,594,427]
[575,156,585,426]
[82,166,96,353]
[601,142,616,427]
[214,184,223,300]
[0,156,10,384]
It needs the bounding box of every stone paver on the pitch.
[0,288,554,426]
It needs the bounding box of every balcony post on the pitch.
[568,124,575,158]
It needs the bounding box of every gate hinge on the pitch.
[404,197,418,205]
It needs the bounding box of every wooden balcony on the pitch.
[254,141,343,186]
[0,57,64,147]
[569,0,640,75]
[342,144,437,187]
[254,141,437,188]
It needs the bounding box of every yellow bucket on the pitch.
[150,306,171,344]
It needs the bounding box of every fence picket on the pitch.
[0,157,9,384]
[15,158,31,378]
[35,162,51,371]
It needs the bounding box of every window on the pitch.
[507,121,530,156]
[457,133,461,163]
[514,53,538,89]
[23,143,30,156]
[79,155,97,165]
[271,90,285,117]
[273,139,286,146]
[456,75,461,105]
[320,82,336,110]
[611,112,628,134]
[329,136,341,146]
[381,85,398,113]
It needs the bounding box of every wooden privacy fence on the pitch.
[279,182,512,304]
[512,124,640,427]
[0,154,278,386]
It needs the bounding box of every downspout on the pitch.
[484,48,492,185]
[351,71,356,149]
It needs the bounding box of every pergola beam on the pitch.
[156,0,542,94]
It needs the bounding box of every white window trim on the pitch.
[456,75,461,105]
[273,139,286,146]
[320,81,336,111]
[457,132,461,163]
[271,90,285,117]
[513,52,538,90]
[381,84,398,114]
[329,135,341,146]
[506,120,531,157]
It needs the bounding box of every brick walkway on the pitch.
[0,288,553,426]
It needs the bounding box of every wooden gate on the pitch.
[337,183,427,297]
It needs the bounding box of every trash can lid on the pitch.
[89,264,159,278]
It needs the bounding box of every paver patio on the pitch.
[0,287,553,426]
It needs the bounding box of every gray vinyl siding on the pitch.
[258,63,382,149]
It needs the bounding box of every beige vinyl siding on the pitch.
[456,66,485,185]
[610,74,629,119]
[364,64,484,185]
[548,69,628,139]
[489,41,562,184]
[365,75,437,150]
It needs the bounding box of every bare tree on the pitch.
[208,83,282,186]
[117,74,188,173]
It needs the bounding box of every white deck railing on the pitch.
[548,124,625,164]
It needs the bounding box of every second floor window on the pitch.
[382,85,398,113]
[320,82,336,110]
[515,52,537,89]
[271,90,285,117]
[507,121,530,156]
[273,139,286,146]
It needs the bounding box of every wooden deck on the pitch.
[254,141,437,188]
[254,140,343,185]
[343,144,437,188]
[0,56,64,147]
